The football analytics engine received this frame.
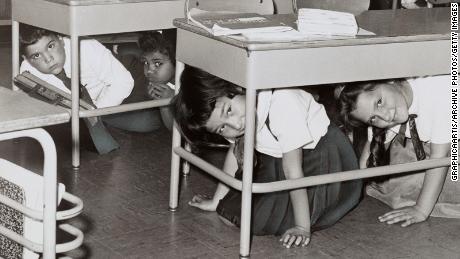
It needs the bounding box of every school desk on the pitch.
[11,0,184,167]
[0,87,83,258]
[170,7,452,258]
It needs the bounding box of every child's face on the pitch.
[141,51,174,84]
[22,34,65,75]
[205,94,246,140]
[350,83,410,128]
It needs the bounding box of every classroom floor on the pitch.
[0,31,459,259]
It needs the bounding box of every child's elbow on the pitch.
[122,76,135,98]
[128,78,135,93]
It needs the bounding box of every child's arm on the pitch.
[280,148,310,249]
[188,143,238,211]
[145,82,175,130]
[378,143,450,227]
[84,39,134,108]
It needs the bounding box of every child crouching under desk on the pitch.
[19,25,176,155]
[19,24,133,154]
[337,75,459,226]
[171,66,362,249]
[110,30,176,131]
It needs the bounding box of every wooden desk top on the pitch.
[0,87,70,134]
[174,7,450,51]
[33,0,178,6]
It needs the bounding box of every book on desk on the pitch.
[297,8,359,37]
[187,8,370,42]
[187,8,293,36]
[14,71,94,111]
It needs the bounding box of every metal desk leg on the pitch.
[70,33,80,169]
[240,88,257,258]
[12,20,19,90]
[169,61,185,211]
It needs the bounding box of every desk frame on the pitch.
[0,87,83,259]
[11,0,184,167]
[170,8,452,258]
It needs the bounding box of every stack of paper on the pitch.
[188,8,294,36]
[297,8,359,36]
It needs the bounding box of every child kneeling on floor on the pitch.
[172,66,362,248]
[337,75,458,226]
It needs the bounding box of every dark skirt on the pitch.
[216,123,363,236]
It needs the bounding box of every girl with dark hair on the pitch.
[337,75,459,227]
[172,66,362,249]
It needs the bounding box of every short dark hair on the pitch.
[138,31,175,61]
[19,24,58,54]
[171,66,244,146]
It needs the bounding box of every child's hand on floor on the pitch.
[280,226,311,249]
[147,81,174,100]
[378,206,428,227]
[188,194,218,211]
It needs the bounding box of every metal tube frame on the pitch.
[0,129,84,257]
[239,87,257,257]
[0,129,57,258]
[174,146,450,193]
[169,61,185,211]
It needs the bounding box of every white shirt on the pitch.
[20,37,134,108]
[255,89,330,158]
[369,75,450,144]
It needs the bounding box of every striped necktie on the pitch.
[54,70,119,154]
[395,114,426,161]
[55,70,96,108]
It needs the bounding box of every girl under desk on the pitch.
[172,66,362,248]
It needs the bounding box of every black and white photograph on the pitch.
[0,0,458,258]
